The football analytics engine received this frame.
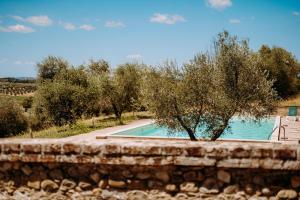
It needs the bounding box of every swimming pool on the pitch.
[112,117,276,140]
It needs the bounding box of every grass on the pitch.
[15,111,153,139]
[0,94,31,105]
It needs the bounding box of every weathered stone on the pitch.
[180,182,198,193]
[41,179,59,192]
[98,179,108,189]
[122,170,133,178]
[27,180,40,190]
[202,178,217,189]
[276,189,297,199]
[78,181,92,190]
[90,172,100,183]
[291,176,300,188]
[136,172,151,180]
[223,185,239,194]
[60,179,76,191]
[174,193,189,200]
[49,169,63,180]
[217,170,231,183]
[21,165,32,176]
[127,190,148,200]
[245,184,254,195]
[0,162,12,172]
[165,184,177,192]
[183,171,197,181]
[155,171,169,183]
[147,180,163,188]
[261,187,271,196]
[108,179,126,188]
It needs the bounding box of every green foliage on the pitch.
[0,97,29,137]
[257,45,300,98]
[37,56,68,82]
[87,59,110,75]
[144,31,278,141]
[0,82,36,95]
[22,96,33,112]
[99,63,142,123]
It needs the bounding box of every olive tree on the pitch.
[144,31,278,141]
[37,56,68,82]
[100,63,141,124]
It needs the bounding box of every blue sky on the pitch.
[0,0,300,77]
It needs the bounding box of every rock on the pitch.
[291,176,300,188]
[276,189,297,199]
[199,186,219,194]
[253,176,264,185]
[136,172,151,180]
[98,179,108,189]
[180,182,198,193]
[27,180,40,190]
[155,171,169,183]
[174,193,189,200]
[261,187,271,196]
[122,170,133,178]
[197,172,205,181]
[21,165,32,176]
[60,179,76,191]
[78,181,92,190]
[0,162,12,172]
[183,171,197,181]
[49,169,63,180]
[245,184,254,195]
[223,185,239,194]
[202,178,217,189]
[92,188,102,196]
[108,179,126,188]
[217,170,231,183]
[127,190,148,200]
[41,179,59,192]
[90,172,100,183]
[147,180,163,188]
[165,184,177,192]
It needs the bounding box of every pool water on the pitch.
[112,117,276,140]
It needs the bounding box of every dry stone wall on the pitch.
[0,139,300,199]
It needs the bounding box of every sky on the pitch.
[0,0,300,77]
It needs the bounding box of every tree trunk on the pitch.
[112,104,123,125]
[176,115,197,141]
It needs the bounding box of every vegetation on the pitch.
[257,45,300,99]
[0,82,36,95]
[144,31,278,141]
[0,97,29,137]
[1,31,299,141]
[15,112,152,138]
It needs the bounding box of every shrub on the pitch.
[0,97,29,137]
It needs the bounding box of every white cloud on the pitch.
[150,13,186,25]
[79,24,95,31]
[0,24,34,33]
[13,60,35,65]
[12,15,53,26]
[126,54,143,61]
[293,11,300,16]
[105,21,126,28]
[59,21,76,30]
[229,19,240,24]
[206,0,232,10]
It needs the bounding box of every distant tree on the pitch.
[37,56,69,82]
[257,45,300,98]
[144,31,278,141]
[88,59,110,75]
[0,97,28,137]
[100,63,142,124]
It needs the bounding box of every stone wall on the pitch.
[0,139,300,199]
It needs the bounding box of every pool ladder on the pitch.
[268,117,287,141]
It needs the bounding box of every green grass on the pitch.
[15,112,153,139]
[0,94,31,105]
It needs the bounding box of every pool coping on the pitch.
[97,116,281,143]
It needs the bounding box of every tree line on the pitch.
[1,31,299,140]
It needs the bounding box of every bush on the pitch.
[0,97,29,137]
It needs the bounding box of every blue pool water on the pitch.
[112,117,276,140]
